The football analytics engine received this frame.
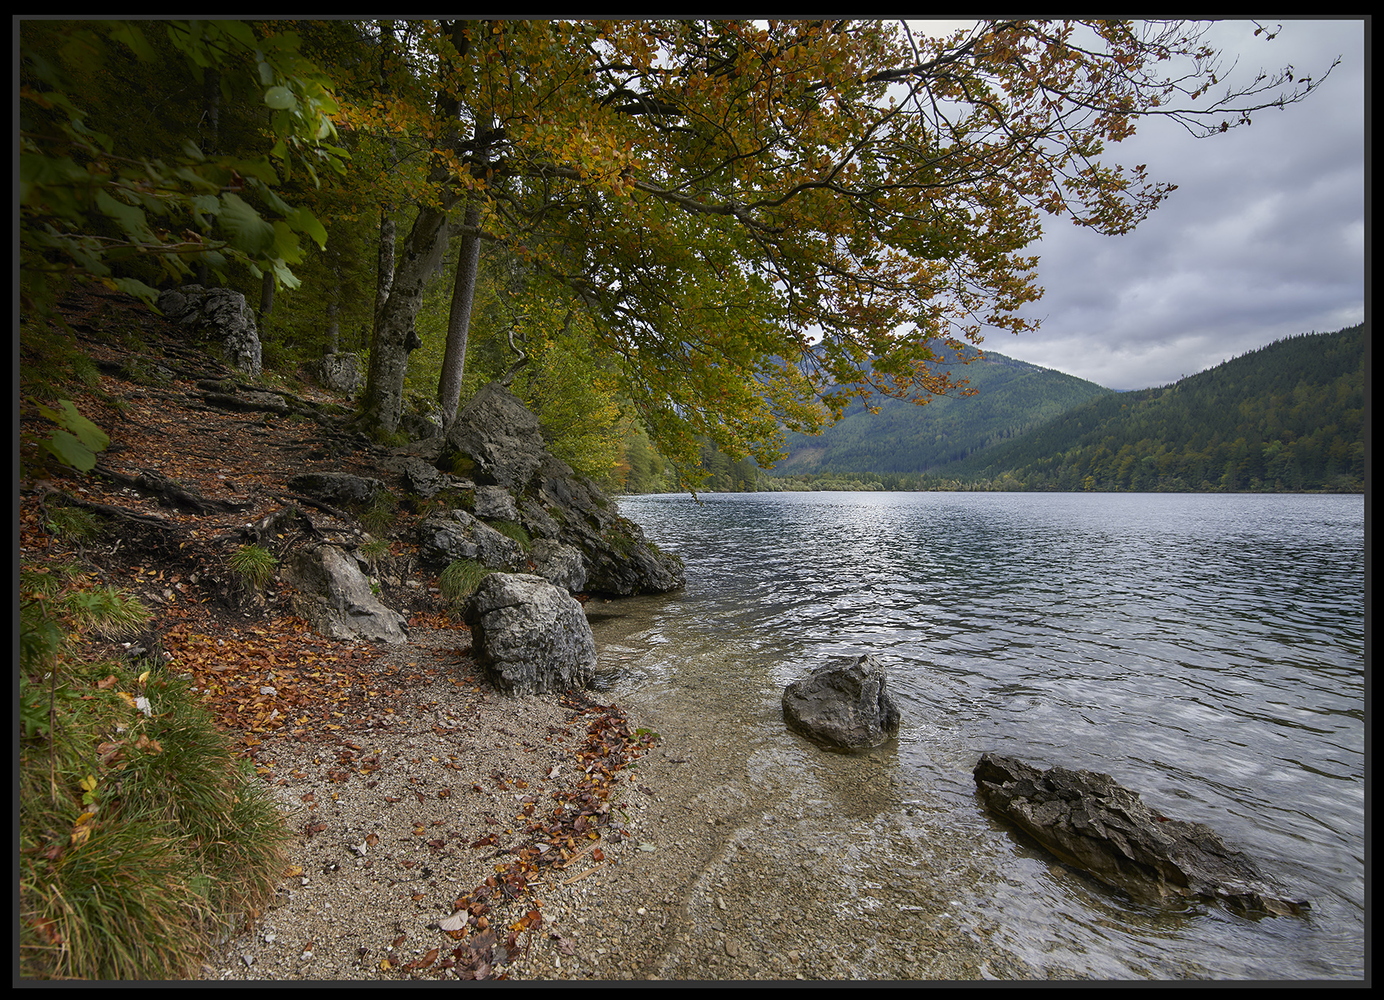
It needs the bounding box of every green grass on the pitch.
[359,492,400,535]
[19,563,291,979]
[489,519,532,551]
[440,558,492,609]
[18,666,289,979]
[227,544,276,592]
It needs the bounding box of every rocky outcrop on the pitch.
[281,543,408,645]
[465,573,597,695]
[419,509,524,571]
[440,383,683,596]
[973,753,1309,916]
[782,654,902,750]
[158,285,262,377]
[288,473,388,508]
[317,352,362,395]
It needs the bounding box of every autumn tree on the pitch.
[349,19,1331,476]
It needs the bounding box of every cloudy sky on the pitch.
[935,19,1366,391]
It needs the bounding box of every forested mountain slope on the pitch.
[945,325,1365,492]
[774,350,1112,476]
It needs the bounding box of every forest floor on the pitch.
[19,292,1043,982]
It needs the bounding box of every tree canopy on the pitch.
[348,18,1330,471]
[20,19,1333,483]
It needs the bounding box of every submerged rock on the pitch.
[973,753,1309,917]
[782,654,901,750]
[465,573,597,695]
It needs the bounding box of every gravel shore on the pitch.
[201,622,1045,982]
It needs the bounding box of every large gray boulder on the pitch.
[158,285,262,377]
[317,352,362,395]
[465,573,597,695]
[782,654,902,750]
[281,543,408,644]
[418,509,524,571]
[444,382,548,492]
[973,754,1309,916]
[443,383,684,596]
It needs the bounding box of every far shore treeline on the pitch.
[686,325,1365,495]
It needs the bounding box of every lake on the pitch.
[597,491,1364,980]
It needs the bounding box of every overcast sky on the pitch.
[938,18,1366,391]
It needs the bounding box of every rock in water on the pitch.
[782,654,901,749]
[465,573,597,695]
[973,753,1309,916]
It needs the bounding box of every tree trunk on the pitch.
[374,209,396,339]
[325,279,341,355]
[258,269,275,337]
[437,199,483,429]
[359,205,452,434]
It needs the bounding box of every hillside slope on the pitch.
[944,325,1365,492]
[774,349,1112,476]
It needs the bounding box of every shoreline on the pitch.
[200,624,1048,981]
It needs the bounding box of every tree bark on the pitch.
[437,200,483,430]
[359,205,453,433]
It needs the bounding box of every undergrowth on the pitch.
[18,563,290,980]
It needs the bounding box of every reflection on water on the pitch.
[601,491,1364,980]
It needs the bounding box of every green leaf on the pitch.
[264,85,296,110]
[40,429,100,472]
[217,192,276,256]
[37,399,111,453]
[285,206,328,248]
[110,277,162,307]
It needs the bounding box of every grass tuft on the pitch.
[227,544,276,592]
[440,558,492,609]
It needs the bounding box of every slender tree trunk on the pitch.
[437,200,483,429]
[359,19,471,435]
[197,69,220,286]
[325,280,341,355]
[373,208,395,338]
[360,206,452,433]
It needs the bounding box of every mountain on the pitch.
[943,325,1365,492]
[772,348,1113,476]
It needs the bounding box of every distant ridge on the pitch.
[939,324,1365,491]
[773,348,1113,476]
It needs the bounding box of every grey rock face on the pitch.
[444,383,684,596]
[158,285,262,376]
[287,473,387,508]
[317,352,362,395]
[418,509,524,571]
[973,754,1309,916]
[782,654,902,750]
[530,538,588,592]
[281,544,407,644]
[465,573,597,695]
[444,382,548,492]
[473,485,520,522]
[397,457,453,499]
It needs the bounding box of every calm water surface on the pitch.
[603,491,1364,980]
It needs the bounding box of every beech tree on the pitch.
[352,19,1330,473]
[19,20,348,317]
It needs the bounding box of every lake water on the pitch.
[599,491,1365,980]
